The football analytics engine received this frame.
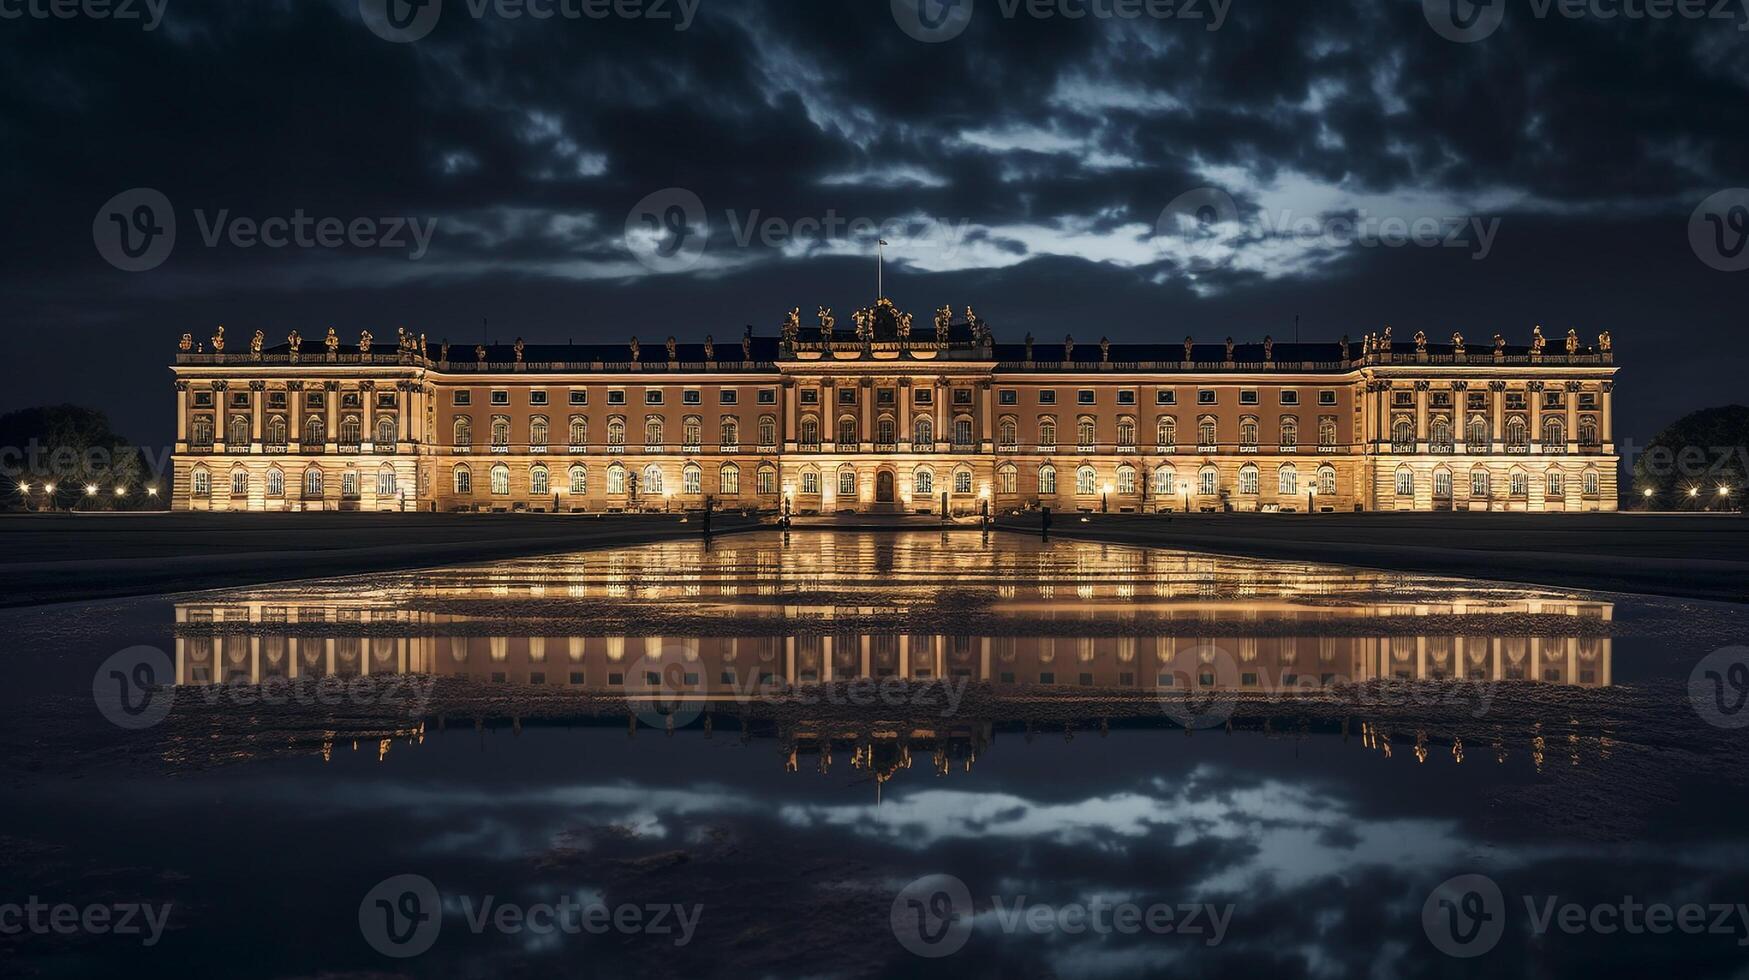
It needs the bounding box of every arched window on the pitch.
[1547,471,1565,497]
[1198,465,1218,496]
[191,467,210,495]
[453,465,472,494]
[453,417,472,449]
[720,463,740,495]
[953,416,974,449]
[801,468,820,495]
[339,415,362,447]
[997,464,1016,494]
[1075,465,1097,495]
[801,415,821,449]
[683,416,702,451]
[1239,417,1259,450]
[1317,465,1336,496]
[758,415,776,449]
[998,417,1017,451]
[644,416,664,450]
[954,469,973,494]
[1392,417,1415,452]
[339,471,356,498]
[837,466,857,498]
[1153,465,1175,495]
[1505,416,1528,451]
[266,415,287,448]
[912,416,933,449]
[1433,467,1452,498]
[490,416,510,451]
[1509,469,1528,497]
[303,416,324,446]
[1278,464,1297,496]
[530,465,549,496]
[1471,468,1490,498]
[1583,468,1599,495]
[1578,416,1599,448]
[191,415,215,448]
[230,469,248,496]
[529,417,549,451]
[1116,464,1136,494]
[378,467,397,497]
[641,464,664,494]
[1319,416,1338,449]
[1077,418,1096,451]
[568,465,587,495]
[683,463,702,494]
[720,417,740,450]
[1239,464,1259,494]
[1037,465,1055,494]
[1395,466,1414,496]
[838,416,858,446]
[1198,416,1217,450]
[569,416,587,451]
[228,415,250,446]
[1467,414,1488,448]
[303,467,324,497]
[756,464,776,495]
[1430,417,1452,453]
[1037,418,1055,450]
[1279,417,1298,452]
[490,464,510,495]
[1156,416,1176,452]
[607,463,626,494]
[1116,417,1135,449]
[376,415,397,446]
[607,417,626,448]
[1542,416,1566,452]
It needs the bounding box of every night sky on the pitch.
[2,0,1745,460]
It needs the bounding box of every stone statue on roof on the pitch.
[629,336,640,361]
[743,326,754,361]
[1414,330,1427,353]
[1598,330,1612,353]
[475,344,487,363]
[325,326,339,354]
[251,329,264,359]
[934,305,951,338]
[898,311,913,340]
[515,337,527,363]
[359,329,373,355]
[211,324,225,353]
[852,307,871,342]
[288,330,303,362]
[1100,336,1111,363]
[1263,335,1274,361]
[782,308,800,345]
[1184,336,1194,361]
[704,334,715,361]
[178,332,193,352]
[1493,333,1505,354]
[1565,327,1579,354]
[1451,331,1464,355]
[817,306,835,343]
[1064,334,1074,361]
[1224,336,1235,361]
[1380,325,1392,350]
[1025,332,1034,361]
[1531,324,1546,354]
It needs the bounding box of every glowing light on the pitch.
[17,482,29,493]
[1642,488,1654,498]
[85,484,99,496]
[43,483,54,494]
[1689,487,1700,498]
[146,487,159,497]
[114,486,127,495]
[1720,486,1733,497]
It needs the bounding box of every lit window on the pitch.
[491,464,510,495]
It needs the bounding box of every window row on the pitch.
[1389,414,1602,453]
[1391,466,1603,498]
[188,465,399,499]
[451,415,779,452]
[188,415,398,448]
[449,462,777,497]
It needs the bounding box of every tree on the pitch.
[0,405,154,511]
[1632,405,1748,510]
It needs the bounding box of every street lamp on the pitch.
[1306,484,1317,514]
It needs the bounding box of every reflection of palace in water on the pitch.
[171,598,1613,692]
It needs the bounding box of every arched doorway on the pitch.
[875,470,896,502]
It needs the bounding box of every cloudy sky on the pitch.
[1,0,1744,455]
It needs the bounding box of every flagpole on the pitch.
[877,239,887,299]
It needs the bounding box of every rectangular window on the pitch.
[607,390,626,405]
[529,390,547,405]
[998,389,1017,405]
[1116,390,1136,405]
[1038,390,1056,405]
[1319,390,1337,406]
[267,392,287,409]
[1077,389,1095,405]
[1156,390,1176,406]
[915,388,933,405]
[490,390,509,406]
[645,390,664,405]
[757,388,776,404]
[570,390,587,405]
[1279,390,1299,405]
[453,391,471,406]
[800,389,819,404]
[193,391,214,407]
[1198,390,1216,405]
[953,389,973,405]
[1240,390,1259,405]
[719,390,738,405]
[838,388,856,405]
[683,390,701,405]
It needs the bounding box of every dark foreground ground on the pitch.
[6,510,1747,607]
[1001,511,1749,602]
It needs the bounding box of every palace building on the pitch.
[168,299,1619,514]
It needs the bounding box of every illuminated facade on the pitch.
[169,304,1619,513]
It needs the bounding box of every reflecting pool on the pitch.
[4,531,1748,978]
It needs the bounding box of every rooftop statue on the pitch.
[1263,335,1274,361]
[179,332,193,352]
[781,308,800,344]
[1414,330,1427,353]
[250,329,264,359]
[516,337,527,363]
[629,336,640,361]
[1531,324,1547,354]
[1565,327,1580,355]
[1451,331,1465,355]
[743,325,754,361]
[1100,336,1111,362]
[211,324,225,352]
[475,344,487,363]
[817,306,836,343]
[288,330,303,362]
[1598,330,1612,353]
[1493,333,1506,354]
[359,329,373,355]
[704,334,715,361]
[1184,335,1194,361]
[1063,334,1074,361]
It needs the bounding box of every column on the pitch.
[251,383,263,445]
[860,379,871,450]
[1601,383,1614,446]
[175,382,189,445]
[934,378,947,451]
[979,382,994,451]
[898,379,911,449]
[1490,384,1504,446]
[1565,389,1577,454]
[324,384,338,450]
[1528,383,1543,453]
[398,383,410,448]
[1415,385,1429,444]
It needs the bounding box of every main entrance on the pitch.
[875,470,895,502]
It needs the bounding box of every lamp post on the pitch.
[1642,487,1654,511]
[1306,484,1317,515]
